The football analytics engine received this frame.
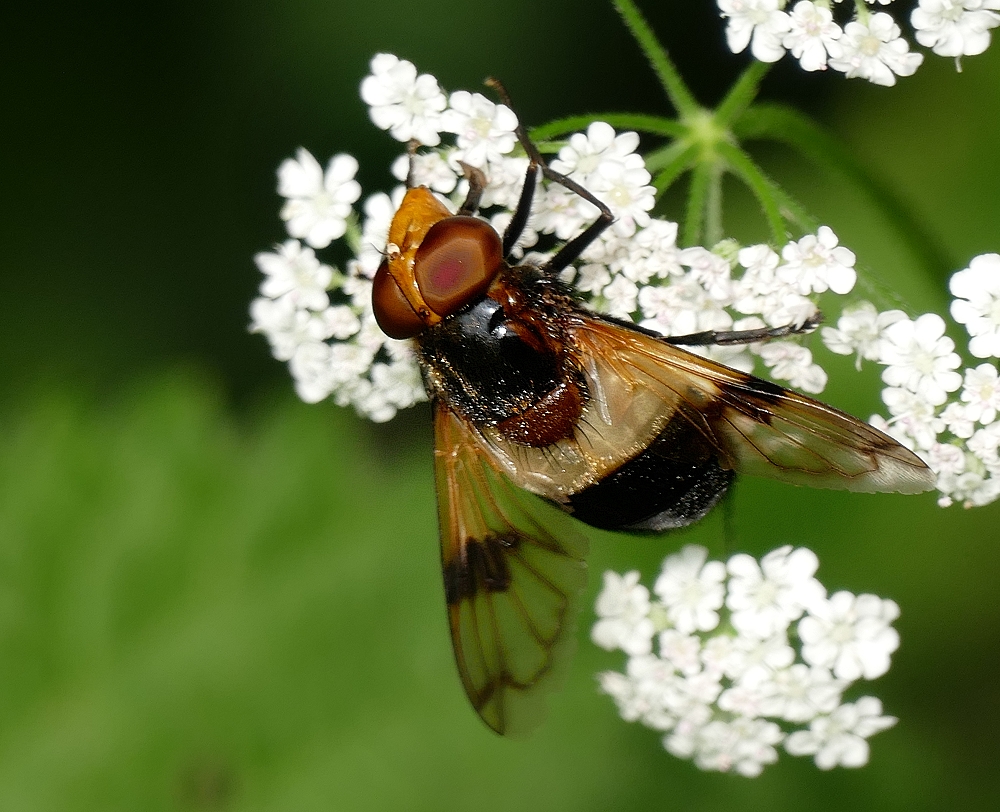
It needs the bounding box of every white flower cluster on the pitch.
[717,0,1000,85]
[594,544,900,775]
[822,253,1000,508]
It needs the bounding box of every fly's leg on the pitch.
[663,312,822,347]
[486,78,614,274]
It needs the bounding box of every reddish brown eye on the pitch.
[372,259,425,339]
[414,216,502,317]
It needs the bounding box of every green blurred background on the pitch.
[1,1,998,809]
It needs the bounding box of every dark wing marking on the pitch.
[434,404,589,737]
[571,317,934,494]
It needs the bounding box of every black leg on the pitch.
[502,160,539,259]
[663,312,822,347]
[485,77,615,275]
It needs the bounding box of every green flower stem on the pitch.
[716,141,787,244]
[734,103,952,277]
[684,161,711,247]
[647,141,699,192]
[612,0,699,117]
[715,61,771,126]
[705,161,725,248]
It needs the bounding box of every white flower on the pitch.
[390,150,458,194]
[653,545,727,634]
[960,363,1000,423]
[950,253,1000,358]
[828,13,924,86]
[289,340,336,403]
[927,441,967,475]
[680,246,734,303]
[968,422,1000,468]
[602,275,639,318]
[778,226,857,295]
[758,342,828,393]
[912,0,1000,58]
[440,91,518,169]
[533,183,591,241]
[658,629,704,676]
[254,240,333,310]
[878,314,963,406]
[783,2,844,71]
[590,155,656,238]
[278,150,362,249]
[821,301,907,369]
[718,0,793,63]
[638,276,732,337]
[249,298,342,362]
[785,697,897,769]
[360,53,447,145]
[621,220,683,282]
[756,664,845,723]
[575,263,612,296]
[881,386,940,449]
[593,571,656,656]
[935,401,975,439]
[799,592,900,680]
[686,717,784,776]
[726,546,825,639]
[551,121,641,181]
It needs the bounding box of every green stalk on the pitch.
[716,141,787,244]
[715,61,771,126]
[611,0,699,117]
[684,162,711,247]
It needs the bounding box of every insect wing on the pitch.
[572,318,935,494]
[434,404,589,737]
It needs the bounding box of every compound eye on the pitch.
[372,259,425,339]
[414,216,502,318]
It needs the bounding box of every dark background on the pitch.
[0,1,998,810]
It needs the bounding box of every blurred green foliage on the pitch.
[0,371,997,811]
[1,1,999,809]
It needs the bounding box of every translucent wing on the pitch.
[434,403,589,737]
[570,317,934,493]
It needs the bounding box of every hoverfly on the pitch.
[371,84,935,737]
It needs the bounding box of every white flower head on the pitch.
[254,240,333,311]
[360,53,447,145]
[798,592,900,680]
[912,0,1000,58]
[778,226,857,296]
[960,363,1000,423]
[440,90,519,169]
[653,545,727,634]
[821,300,907,369]
[785,697,897,769]
[593,571,656,656]
[950,253,1000,358]
[551,121,641,182]
[278,150,362,249]
[726,546,825,639]
[758,341,828,393]
[718,0,793,63]
[878,313,963,406]
[783,1,845,72]
[828,13,924,86]
[597,547,900,774]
